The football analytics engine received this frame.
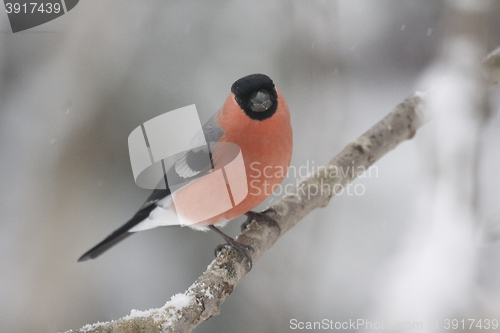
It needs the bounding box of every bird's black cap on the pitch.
[231,74,278,121]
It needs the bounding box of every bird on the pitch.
[78,74,293,268]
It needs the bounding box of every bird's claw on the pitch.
[241,209,281,234]
[215,241,254,269]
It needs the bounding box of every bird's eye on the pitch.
[249,90,273,112]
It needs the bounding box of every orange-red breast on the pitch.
[78,74,293,266]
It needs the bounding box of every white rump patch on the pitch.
[129,196,180,232]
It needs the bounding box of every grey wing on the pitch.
[140,112,225,208]
[202,112,225,145]
[172,112,224,179]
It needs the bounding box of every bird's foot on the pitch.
[215,241,254,269]
[210,225,254,269]
[241,209,281,234]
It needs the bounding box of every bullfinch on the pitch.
[78,74,293,268]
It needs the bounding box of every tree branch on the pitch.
[65,94,426,333]
[483,46,500,85]
[65,51,499,332]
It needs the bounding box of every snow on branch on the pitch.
[65,50,499,333]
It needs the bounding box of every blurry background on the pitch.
[1,1,499,332]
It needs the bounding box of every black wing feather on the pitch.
[77,203,160,262]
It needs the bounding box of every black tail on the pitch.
[78,204,157,262]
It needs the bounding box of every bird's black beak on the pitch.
[249,90,273,112]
